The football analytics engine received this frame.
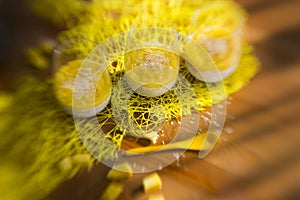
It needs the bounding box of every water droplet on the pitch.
[173,152,180,160]
[200,115,210,121]
[205,111,212,116]
[226,100,231,105]
[217,104,224,109]
[212,121,220,127]
[182,166,189,172]
[158,164,163,170]
[221,136,228,142]
[228,114,236,120]
[190,120,195,124]
[224,127,233,134]
[217,110,224,115]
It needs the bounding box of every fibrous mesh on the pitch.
[0,0,260,199]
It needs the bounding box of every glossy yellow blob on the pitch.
[106,162,133,180]
[54,59,112,111]
[143,172,162,194]
[191,0,245,72]
[124,47,179,96]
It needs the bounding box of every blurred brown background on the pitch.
[1,0,300,199]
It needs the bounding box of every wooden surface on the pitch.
[1,0,300,199]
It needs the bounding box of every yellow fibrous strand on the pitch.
[0,0,260,199]
[0,78,120,200]
[26,42,53,70]
[30,0,259,156]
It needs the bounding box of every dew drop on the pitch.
[200,115,210,122]
[158,164,163,170]
[217,104,224,109]
[189,117,195,124]
[173,152,180,161]
[182,166,189,172]
[205,111,212,116]
[217,110,225,115]
[224,126,234,134]
[141,166,146,173]
[212,120,220,127]
[221,136,228,142]
[226,100,231,105]
[228,114,236,120]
